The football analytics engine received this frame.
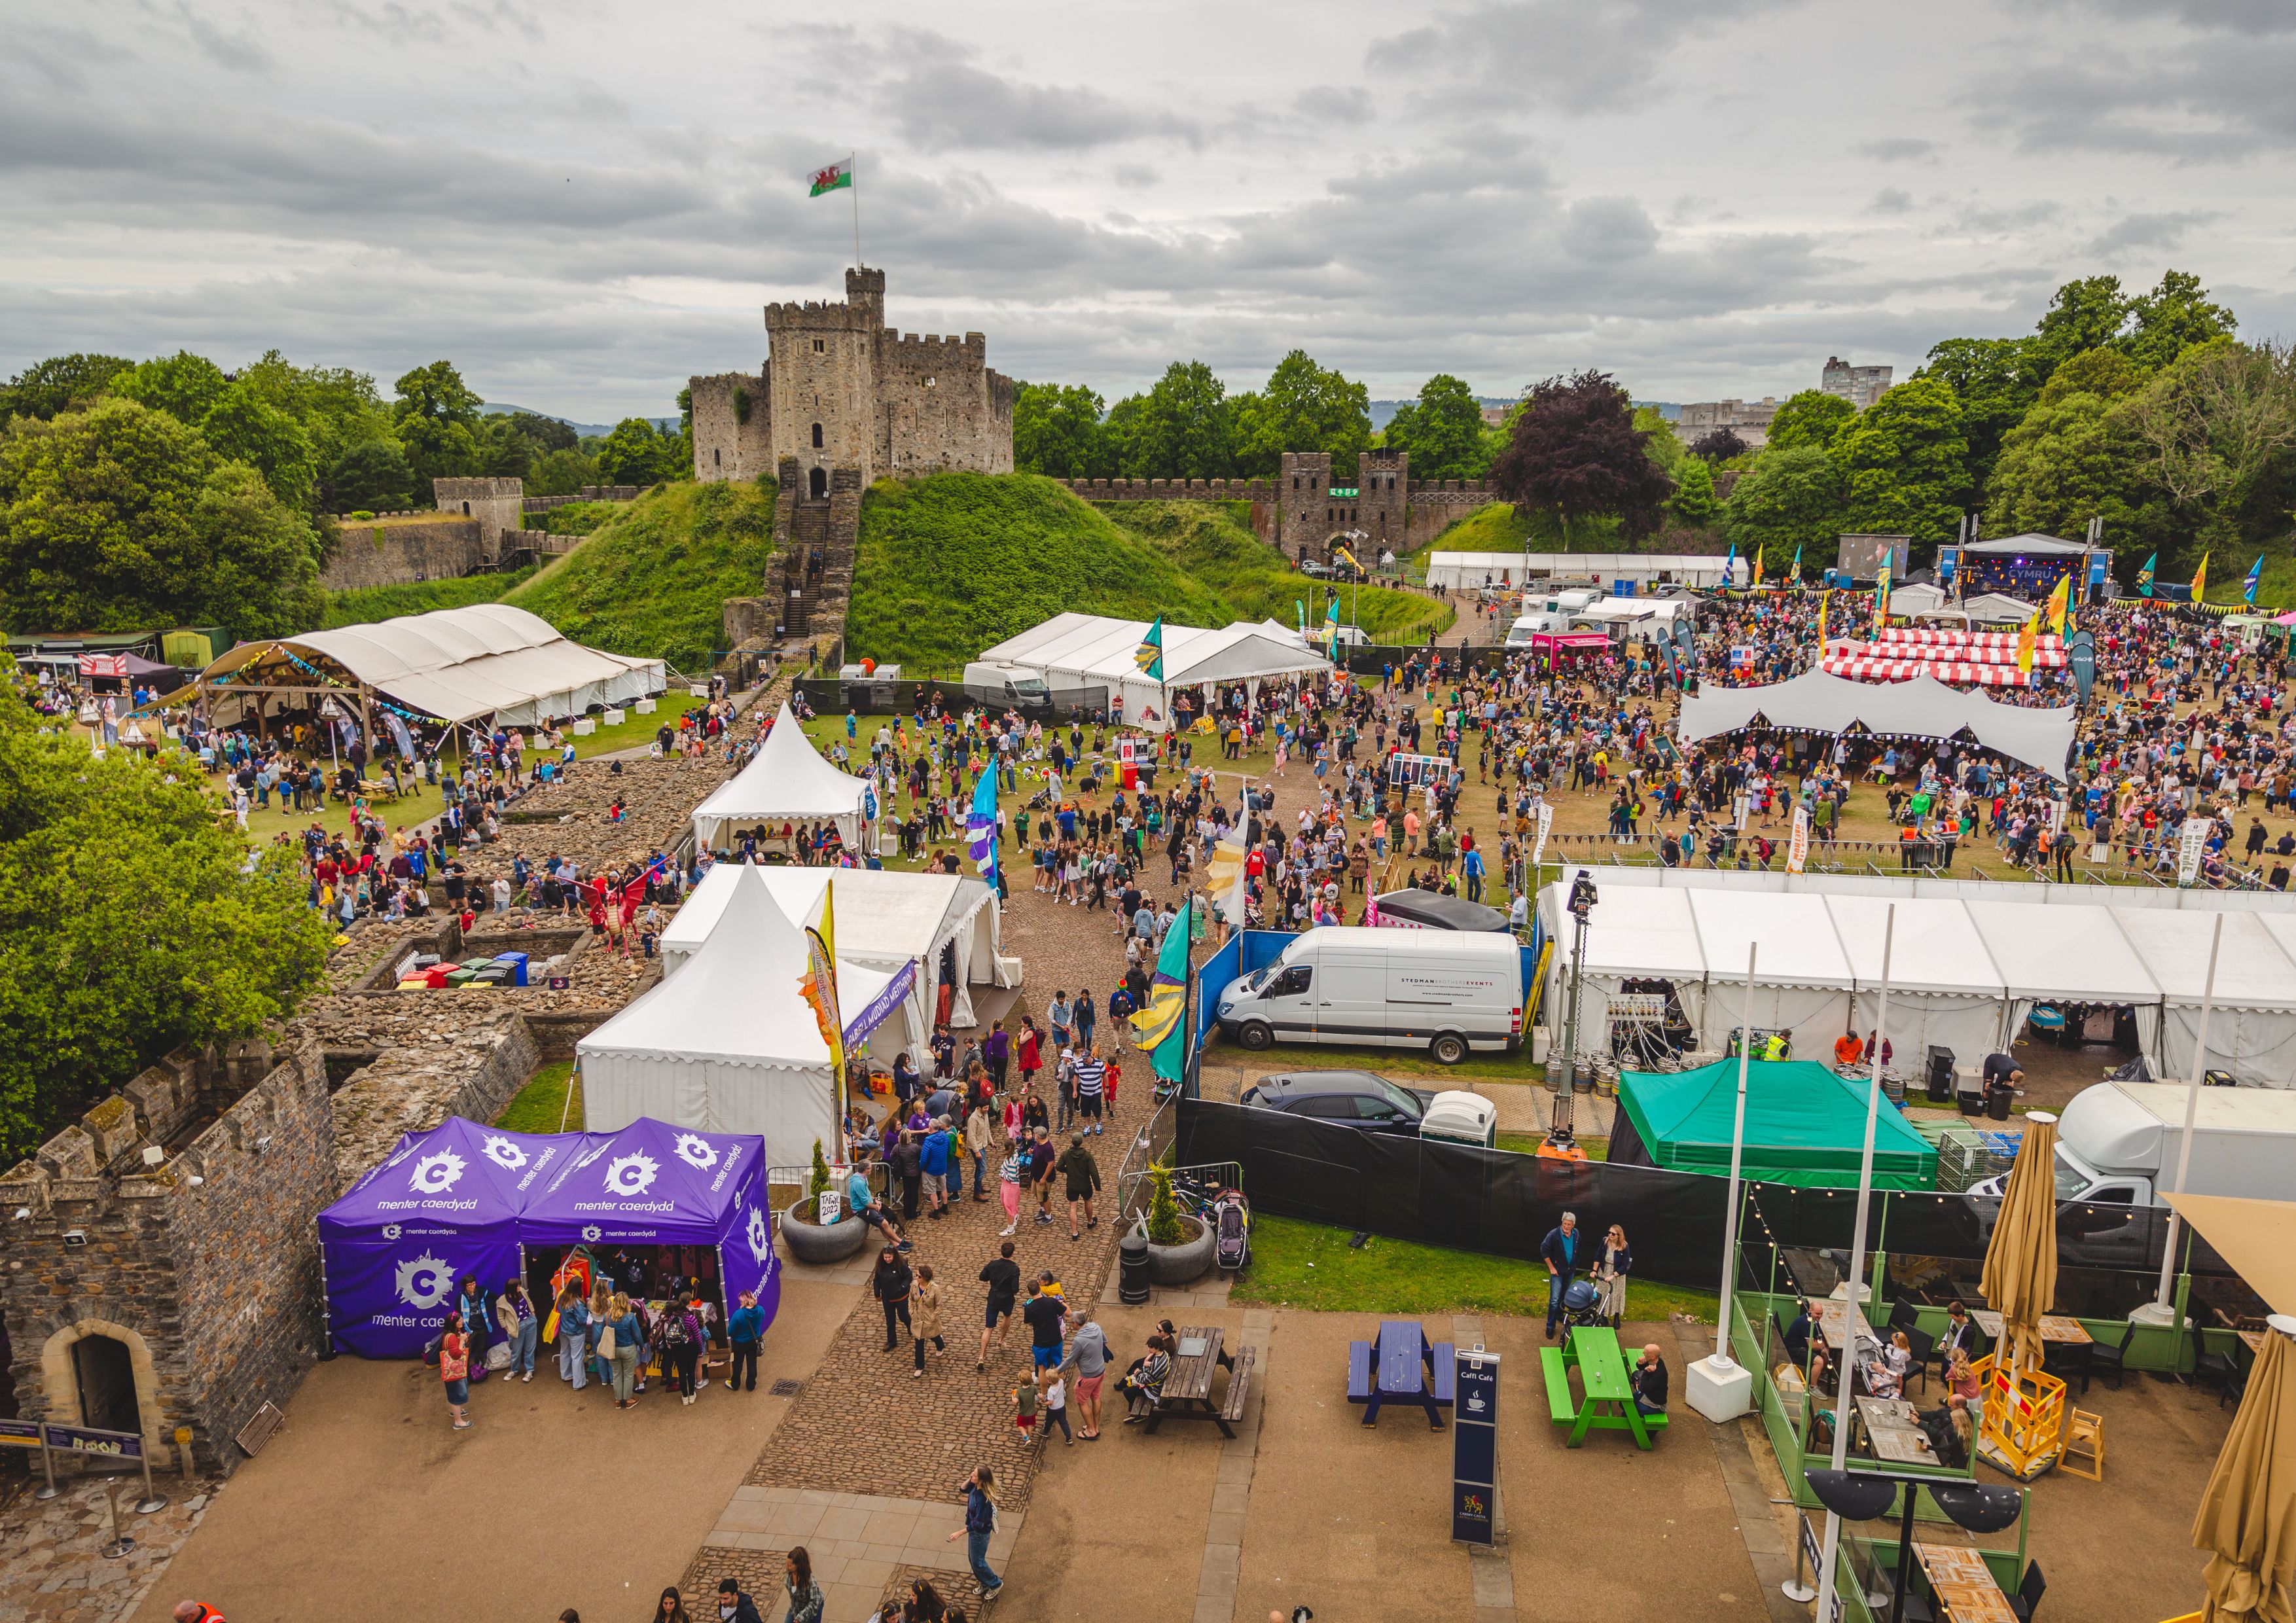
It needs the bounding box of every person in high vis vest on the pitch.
[174,1605,226,1623]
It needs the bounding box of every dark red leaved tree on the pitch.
[1490,370,1674,541]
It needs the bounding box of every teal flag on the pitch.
[1129,899,1192,1082]
[2246,556,2263,605]
[2137,552,2156,597]
[1134,615,1164,682]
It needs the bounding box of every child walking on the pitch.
[1011,1365,1040,1446]
[1040,1366,1072,1446]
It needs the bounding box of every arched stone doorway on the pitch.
[39,1319,172,1465]
[808,465,828,499]
[74,1334,138,1435]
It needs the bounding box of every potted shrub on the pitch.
[1140,1163,1213,1286]
[779,1139,868,1264]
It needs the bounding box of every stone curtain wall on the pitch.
[878,331,1014,478]
[1064,465,1499,555]
[0,1041,335,1477]
[318,516,484,590]
[690,374,772,484]
[1401,479,1501,548]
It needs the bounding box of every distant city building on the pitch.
[1677,396,1778,449]
[1821,357,1893,410]
[1480,404,1508,428]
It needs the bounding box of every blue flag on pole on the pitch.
[2246,556,2263,605]
[965,764,999,885]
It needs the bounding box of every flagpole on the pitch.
[850,152,862,272]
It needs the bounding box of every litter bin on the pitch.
[1119,1232,1151,1305]
[1984,1081,2014,1122]
[1925,1046,1956,1105]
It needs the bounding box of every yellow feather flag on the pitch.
[2015,609,2038,677]
[2191,552,2210,602]
[2045,572,2071,637]
[1817,589,1829,652]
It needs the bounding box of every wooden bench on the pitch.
[1430,1342,1456,1404]
[1539,1346,1579,1423]
[1218,1345,1257,1424]
[1129,1389,1155,1421]
[1346,1340,1374,1403]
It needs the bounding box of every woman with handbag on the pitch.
[603,1293,642,1410]
[554,1283,590,1390]
[1595,1224,1632,1329]
[439,1310,473,1431]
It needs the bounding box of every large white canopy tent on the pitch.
[662,862,1014,1030]
[1677,668,2077,781]
[580,865,895,1166]
[1540,867,2296,1086]
[974,612,1334,733]
[1424,552,1746,590]
[691,702,871,851]
[194,604,664,731]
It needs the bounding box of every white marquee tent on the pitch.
[194,603,665,729]
[1539,867,2296,1087]
[691,702,871,850]
[1424,552,1746,590]
[1677,669,2077,780]
[662,862,1014,1030]
[975,612,1334,732]
[580,865,879,1166]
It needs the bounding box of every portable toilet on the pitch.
[1419,1090,1498,1149]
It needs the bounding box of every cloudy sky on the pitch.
[6,0,2293,419]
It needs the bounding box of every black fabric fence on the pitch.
[792,677,1109,720]
[1180,1099,2240,1299]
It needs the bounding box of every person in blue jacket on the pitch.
[1539,1211,1579,1340]
[920,1120,956,1221]
[846,1164,912,1251]
[726,1289,764,1393]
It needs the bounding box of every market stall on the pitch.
[690,700,872,853]
[973,612,1333,733]
[1677,669,2077,780]
[1609,1060,1938,1189]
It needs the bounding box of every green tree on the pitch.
[527,446,596,499]
[391,361,483,495]
[501,409,579,456]
[1012,382,1113,478]
[1234,350,1371,478]
[319,439,417,512]
[471,413,536,482]
[2034,274,2132,374]
[199,380,318,512]
[1919,336,2038,496]
[1765,389,1857,456]
[109,349,231,426]
[234,351,393,468]
[1982,390,2157,546]
[1489,370,1674,542]
[1384,375,1491,480]
[1723,446,1848,570]
[2120,338,2296,552]
[0,399,323,638]
[0,681,331,1163]
[1839,374,1971,553]
[1107,361,1236,480]
[1668,456,1720,529]
[2121,270,2238,374]
[2037,346,2145,408]
[0,354,130,422]
[596,418,682,486]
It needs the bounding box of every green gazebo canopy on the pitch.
[1614,1060,1938,1191]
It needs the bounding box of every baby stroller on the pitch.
[1559,1277,1607,1334]
[1212,1187,1251,1273]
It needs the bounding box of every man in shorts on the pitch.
[977,1240,1021,1371]
[845,1164,912,1252]
[1022,1277,1067,1373]
[1070,1315,1109,1438]
[1069,1045,1107,1135]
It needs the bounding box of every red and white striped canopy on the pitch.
[1871,626,2067,667]
[1821,645,2034,687]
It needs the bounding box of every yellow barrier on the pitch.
[1974,1355,2067,1479]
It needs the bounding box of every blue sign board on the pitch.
[1450,1349,1500,1544]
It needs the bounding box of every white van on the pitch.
[1213,926,1522,1065]
[960,661,1050,709]
[1505,613,1565,647]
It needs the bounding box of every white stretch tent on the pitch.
[579,866,848,1166]
[974,613,1334,732]
[196,604,664,727]
[1425,552,1747,590]
[662,862,1013,1029]
[692,702,870,850]
[1539,868,2296,1086]
[1677,669,2077,781]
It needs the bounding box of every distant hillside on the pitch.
[480,402,678,438]
[845,474,1451,669]
[503,478,777,670]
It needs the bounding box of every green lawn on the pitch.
[1496,1131,1607,1160]
[496,1061,581,1133]
[1232,1213,1716,1324]
[231,775,447,846]
[565,692,704,760]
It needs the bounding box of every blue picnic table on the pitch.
[1346,1319,1455,1429]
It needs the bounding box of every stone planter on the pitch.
[1143,1214,1215,1286]
[780,1203,869,1264]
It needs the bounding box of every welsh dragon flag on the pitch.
[809,162,852,197]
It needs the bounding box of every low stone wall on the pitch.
[319,515,484,591]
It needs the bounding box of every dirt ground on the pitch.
[125,1275,859,1623]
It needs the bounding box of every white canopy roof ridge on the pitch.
[1424,552,1746,588]
[1677,669,2075,780]
[975,612,1333,732]
[1959,533,2089,556]
[691,701,869,849]
[196,603,665,728]
[1959,592,2038,624]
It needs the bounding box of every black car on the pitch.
[1237,1069,1436,1134]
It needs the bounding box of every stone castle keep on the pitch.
[689,266,1016,494]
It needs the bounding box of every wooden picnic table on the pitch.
[1540,1325,1668,1450]
[2238,1329,2267,1354]
[1914,1542,2017,1623]
[1348,1320,1453,1429]
[1138,1324,1242,1437]
[1854,1397,1939,1467]
[1814,1298,1878,1353]
[1967,1310,2092,1346]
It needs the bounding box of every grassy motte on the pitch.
[844,474,1451,669]
[321,567,534,629]
[506,478,777,670]
[1232,1213,1716,1323]
[497,1061,581,1133]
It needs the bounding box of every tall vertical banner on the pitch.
[2178,817,2213,887]
[800,883,847,1120]
[1129,899,1193,1083]
[1531,801,1554,870]
[1451,1349,1501,1544]
[1787,804,1810,874]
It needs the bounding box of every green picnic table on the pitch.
[1538,1325,1669,1450]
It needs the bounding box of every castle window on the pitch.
[925,376,936,388]
[813,338,825,353]
[812,422,823,449]
[713,448,721,467]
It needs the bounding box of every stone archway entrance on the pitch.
[40,1319,173,1464]
[808,465,829,499]
[73,1333,139,1436]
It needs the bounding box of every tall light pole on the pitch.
[1558,872,1598,1101]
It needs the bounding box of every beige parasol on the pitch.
[2191,1323,2296,1623]
[1980,1110,2059,1378]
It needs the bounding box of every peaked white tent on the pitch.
[1677,669,2076,780]
[579,866,857,1165]
[691,702,870,850]
[975,612,1334,732]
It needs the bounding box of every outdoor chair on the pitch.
[1887,1298,1921,1336]
[2008,1559,2047,1622]
[2041,1337,2094,1396]
[2195,1338,2242,1406]
[2085,1322,2132,1391]
[1902,1328,1936,1396]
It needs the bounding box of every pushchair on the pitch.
[1558,1277,1607,1334]
[1212,1186,1251,1273]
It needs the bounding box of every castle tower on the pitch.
[1357,448,1408,551]
[1278,450,1335,563]
[764,271,882,497]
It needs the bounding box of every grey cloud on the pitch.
[1857,137,1937,162]
[1969,33,2296,157]
[167,3,276,73]
[2007,0,2296,35]
[2081,208,2219,258]
[1952,200,2062,236]
[874,33,1202,152]
[1292,85,1374,125]
[1378,0,1797,115]
[1561,197,1660,263]
[1112,164,1159,189]
[1869,187,1915,215]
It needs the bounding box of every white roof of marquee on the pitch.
[691,702,869,846]
[1677,669,2076,780]
[977,613,1333,688]
[196,603,664,726]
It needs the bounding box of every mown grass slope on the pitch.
[320,567,534,629]
[503,478,777,670]
[846,474,1451,668]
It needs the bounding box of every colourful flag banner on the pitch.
[2192,552,2211,602]
[2045,573,2071,637]
[964,764,999,884]
[1129,899,1193,1081]
[798,882,846,1105]
[2245,556,2263,606]
[1134,615,1164,679]
[808,162,852,196]
[2015,610,2039,677]
[2136,552,2156,597]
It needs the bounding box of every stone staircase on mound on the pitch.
[769,462,862,647]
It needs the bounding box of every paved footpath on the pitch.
[683,878,1164,1621]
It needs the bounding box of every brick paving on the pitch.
[0,1474,218,1623]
